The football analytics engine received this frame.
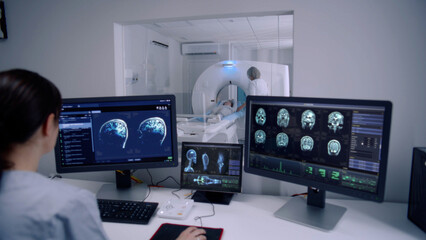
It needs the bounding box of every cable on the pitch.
[48,174,62,179]
[142,184,152,202]
[193,193,216,227]
[146,169,154,186]
[291,192,308,197]
[155,176,180,187]
[171,188,181,199]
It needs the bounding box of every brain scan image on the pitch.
[328,111,344,133]
[137,117,166,145]
[255,108,266,126]
[300,136,314,151]
[184,149,196,173]
[202,153,209,171]
[99,119,128,149]
[277,108,290,128]
[301,110,316,130]
[276,132,289,148]
[217,153,224,174]
[254,130,266,144]
[328,139,341,156]
[193,176,221,185]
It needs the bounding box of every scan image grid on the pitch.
[250,104,351,168]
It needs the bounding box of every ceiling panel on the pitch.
[143,14,293,49]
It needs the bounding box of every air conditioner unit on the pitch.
[181,43,220,55]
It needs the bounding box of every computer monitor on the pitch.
[244,96,392,230]
[54,95,178,200]
[180,142,243,205]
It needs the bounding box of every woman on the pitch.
[0,69,205,240]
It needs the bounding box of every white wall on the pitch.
[0,0,425,202]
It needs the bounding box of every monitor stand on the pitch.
[96,170,149,201]
[191,191,234,205]
[274,187,347,231]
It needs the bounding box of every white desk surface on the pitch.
[61,178,425,240]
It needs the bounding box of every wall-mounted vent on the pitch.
[181,43,220,55]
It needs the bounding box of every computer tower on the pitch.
[408,147,426,232]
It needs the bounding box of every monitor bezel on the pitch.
[180,141,244,194]
[244,96,392,202]
[55,95,179,173]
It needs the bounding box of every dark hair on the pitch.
[0,69,62,172]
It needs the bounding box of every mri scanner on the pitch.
[177,60,290,143]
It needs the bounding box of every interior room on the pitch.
[0,0,425,239]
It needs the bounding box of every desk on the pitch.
[62,178,424,240]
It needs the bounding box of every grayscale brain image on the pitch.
[300,136,314,151]
[255,108,266,126]
[92,111,172,162]
[254,129,266,144]
[137,117,166,146]
[250,104,352,168]
[184,149,197,173]
[301,109,316,130]
[98,119,128,149]
[277,108,290,128]
[328,111,344,133]
[327,139,341,156]
[276,132,289,148]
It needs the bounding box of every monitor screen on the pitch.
[244,96,392,229]
[55,95,178,173]
[181,142,243,204]
[244,96,392,202]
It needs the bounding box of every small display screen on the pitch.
[181,142,243,193]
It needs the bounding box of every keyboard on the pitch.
[97,199,158,224]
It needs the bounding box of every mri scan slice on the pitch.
[328,111,344,133]
[137,117,166,145]
[99,119,128,149]
[202,153,209,171]
[255,108,266,126]
[301,110,316,130]
[184,149,196,173]
[254,129,266,144]
[300,136,314,151]
[327,139,341,156]
[277,108,290,128]
[193,176,221,185]
[217,153,224,174]
[276,132,289,148]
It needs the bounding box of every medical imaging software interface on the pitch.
[181,143,243,193]
[57,99,174,168]
[248,100,387,194]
